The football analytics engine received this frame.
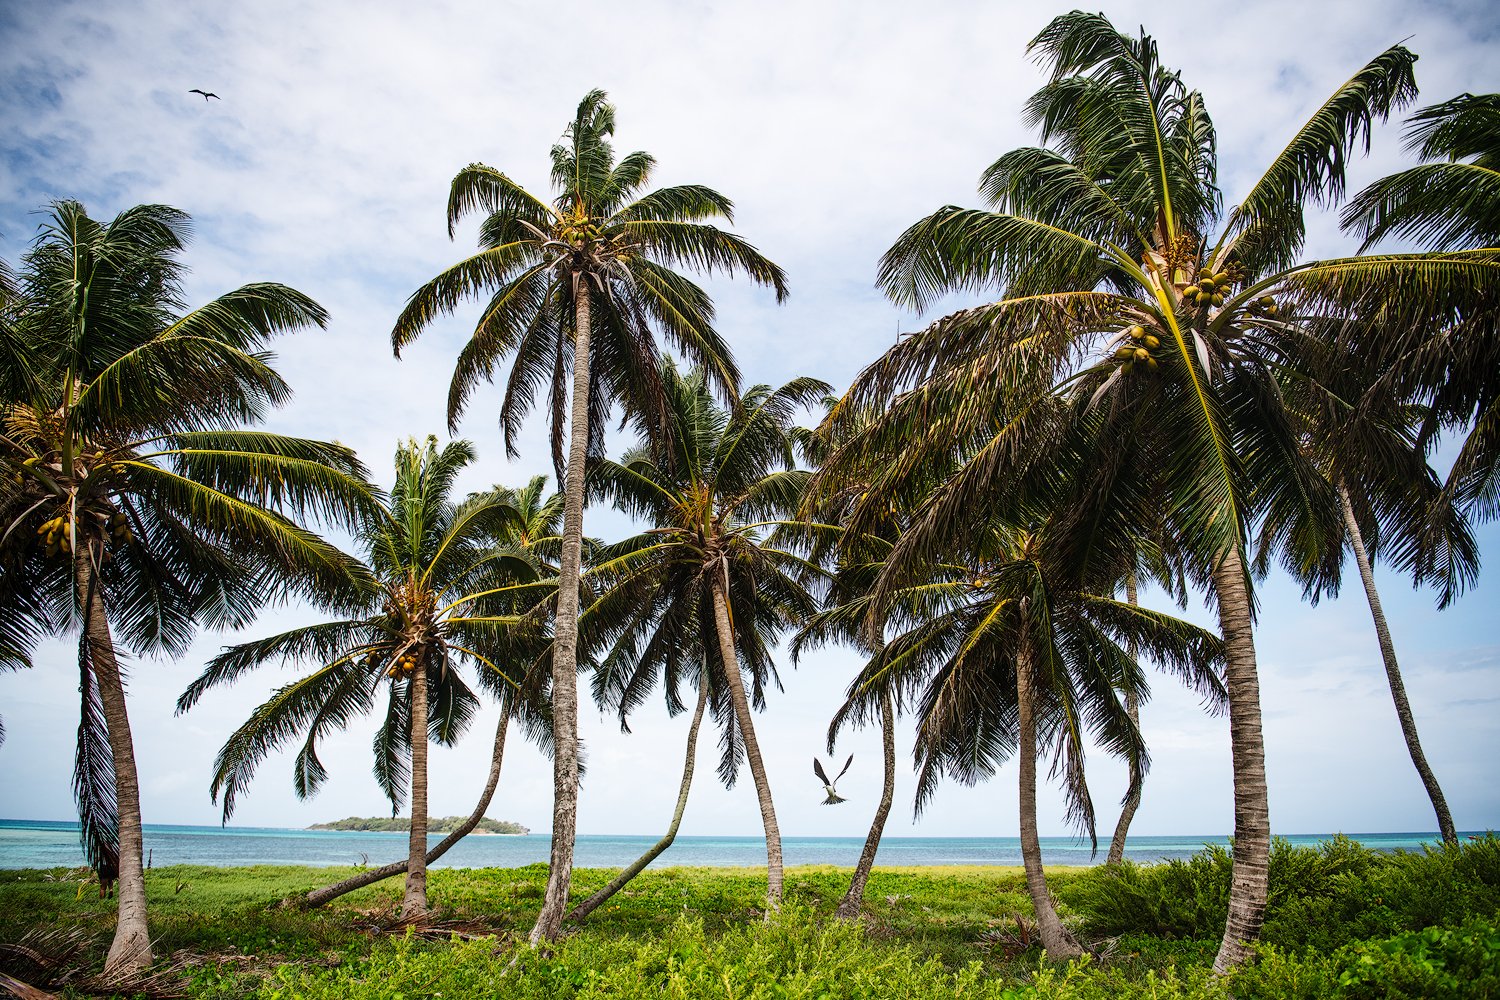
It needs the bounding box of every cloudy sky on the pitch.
[1,0,1497,847]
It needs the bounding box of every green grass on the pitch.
[1,841,1496,998]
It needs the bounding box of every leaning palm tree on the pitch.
[294,474,565,910]
[390,90,788,942]
[1256,326,1478,845]
[0,201,370,982]
[178,437,548,921]
[821,12,1423,970]
[584,362,831,911]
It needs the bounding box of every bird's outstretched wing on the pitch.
[813,758,831,786]
[189,89,220,100]
[835,754,854,783]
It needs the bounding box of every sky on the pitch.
[1,0,1497,847]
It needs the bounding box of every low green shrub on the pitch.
[258,908,1031,1000]
[1062,834,1500,951]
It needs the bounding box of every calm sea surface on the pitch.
[0,820,1464,871]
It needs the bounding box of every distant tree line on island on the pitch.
[309,816,529,835]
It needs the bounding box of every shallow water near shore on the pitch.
[0,818,1465,870]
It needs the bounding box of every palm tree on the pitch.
[295,474,564,910]
[1252,327,1477,844]
[584,362,831,911]
[822,12,1422,969]
[0,201,370,982]
[1105,541,1192,864]
[389,90,788,942]
[178,437,548,921]
[823,517,1223,959]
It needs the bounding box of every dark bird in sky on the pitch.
[189,89,220,101]
[813,755,853,805]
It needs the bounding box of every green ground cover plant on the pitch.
[0,839,1495,997]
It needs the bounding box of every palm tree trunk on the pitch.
[1338,482,1457,844]
[1107,573,1142,866]
[835,686,895,920]
[1015,640,1083,959]
[78,555,152,982]
[300,700,514,909]
[401,662,429,920]
[1210,545,1271,975]
[530,282,592,944]
[567,682,709,923]
[710,579,783,910]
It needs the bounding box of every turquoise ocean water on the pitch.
[0,819,1464,871]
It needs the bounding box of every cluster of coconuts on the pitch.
[385,651,421,677]
[1181,266,1241,308]
[1247,295,1281,318]
[1113,324,1162,375]
[34,511,132,560]
[36,515,73,558]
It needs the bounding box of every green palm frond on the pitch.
[210,659,377,820]
[1225,45,1417,272]
[1342,162,1500,251]
[878,209,1107,310]
[445,164,557,239]
[73,636,119,879]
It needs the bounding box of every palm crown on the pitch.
[178,437,551,820]
[392,89,789,471]
[585,363,831,783]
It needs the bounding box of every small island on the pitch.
[309,816,529,835]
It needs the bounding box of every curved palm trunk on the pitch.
[300,701,514,909]
[567,682,709,923]
[835,686,895,920]
[401,663,430,920]
[530,284,591,944]
[1338,483,1457,844]
[710,580,783,910]
[1106,574,1142,866]
[1210,545,1271,974]
[1015,641,1083,959]
[78,555,152,982]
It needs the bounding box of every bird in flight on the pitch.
[813,755,853,805]
[189,89,220,101]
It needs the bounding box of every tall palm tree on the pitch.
[823,518,1223,958]
[821,12,1422,969]
[295,474,564,911]
[390,90,788,942]
[1257,330,1477,845]
[179,437,548,921]
[584,362,831,910]
[0,201,369,982]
